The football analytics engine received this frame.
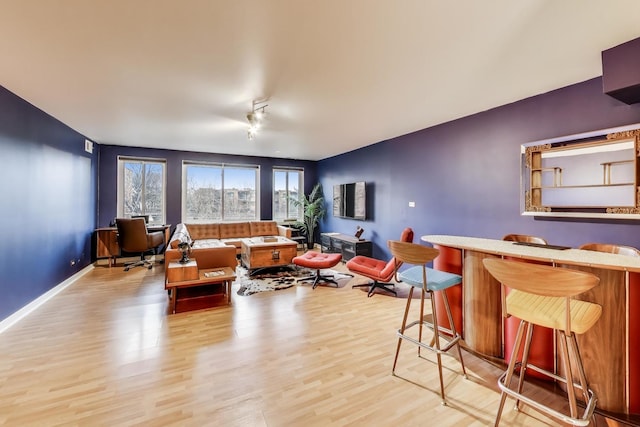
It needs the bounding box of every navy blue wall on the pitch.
[97,145,317,229]
[0,86,97,320]
[319,78,640,259]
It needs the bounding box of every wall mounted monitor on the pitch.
[333,181,366,220]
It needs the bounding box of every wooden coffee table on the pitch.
[241,236,297,275]
[165,261,236,314]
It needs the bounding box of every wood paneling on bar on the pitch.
[422,234,640,417]
[463,250,502,358]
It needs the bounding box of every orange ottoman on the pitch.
[293,251,343,289]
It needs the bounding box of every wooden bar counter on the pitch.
[421,234,640,418]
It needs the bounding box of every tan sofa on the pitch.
[165,221,292,279]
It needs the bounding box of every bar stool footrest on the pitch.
[397,321,462,355]
[497,363,597,427]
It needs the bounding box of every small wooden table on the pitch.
[165,261,236,314]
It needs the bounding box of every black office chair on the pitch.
[116,218,165,271]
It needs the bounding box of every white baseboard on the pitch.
[0,264,95,334]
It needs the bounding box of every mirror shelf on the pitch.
[521,124,640,219]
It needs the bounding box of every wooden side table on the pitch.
[165,260,236,314]
[167,260,198,282]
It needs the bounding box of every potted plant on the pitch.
[289,183,326,249]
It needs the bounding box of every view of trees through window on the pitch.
[118,158,166,225]
[273,168,303,220]
[183,163,258,222]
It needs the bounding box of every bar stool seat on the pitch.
[389,240,467,405]
[507,292,601,334]
[483,258,602,427]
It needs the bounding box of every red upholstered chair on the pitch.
[346,227,414,297]
[293,251,345,289]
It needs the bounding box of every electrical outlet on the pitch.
[70,259,76,266]
[408,201,416,207]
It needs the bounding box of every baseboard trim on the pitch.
[0,264,95,334]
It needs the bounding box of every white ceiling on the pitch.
[1,1,640,161]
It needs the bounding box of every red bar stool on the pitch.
[483,258,602,426]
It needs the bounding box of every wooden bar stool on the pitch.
[389,240,467,405]
[502,234,554,381]
[579,242,640,257]
[502,234,547,245]
[482,258,602,427]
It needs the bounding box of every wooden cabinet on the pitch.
[95,225,171,266]
[321,233,372,262]
[96,228,120,266]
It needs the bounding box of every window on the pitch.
[273,168,303,221]
[117,157,166,225]
[183,162,259,222]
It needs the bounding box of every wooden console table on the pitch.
[95,224,171,267]
[421,234,640,420]
[165,261,235,314]
[320,233,372,262]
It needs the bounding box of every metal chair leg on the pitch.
[442,291,467,379]
[559,332,579,419]
[430,291,446,405]
[495,319,527,427]
[392,287,414,373]
[514,321,534,411]
[417,288,426,357]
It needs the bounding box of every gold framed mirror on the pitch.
[521,124,640,219]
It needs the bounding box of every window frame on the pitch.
[116,156,167,225]
[272,167,304,221]
[182,161,260,223]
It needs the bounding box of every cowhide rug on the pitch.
[235,266,352,296]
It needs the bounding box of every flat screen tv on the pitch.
[333,181,366,220]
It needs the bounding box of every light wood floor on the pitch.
[0,261,576,426]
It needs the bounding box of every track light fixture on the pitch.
[247,100,268,140]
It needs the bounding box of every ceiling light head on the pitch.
[246,99,268,140]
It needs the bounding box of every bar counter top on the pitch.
[421,234,640,273]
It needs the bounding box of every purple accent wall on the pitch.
[3,75,640,322]
[0,85,97,320]
[319,77,640,259]
[97,145,317,230]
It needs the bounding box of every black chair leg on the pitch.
[297,269,338,289]
[123,252,155,271]
[353,280,396,297]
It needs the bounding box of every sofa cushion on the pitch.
[169,223,193,249]
[250,221,278,237]
[219,222,251,239]
[220,238,244,249]
[191,238,228,249]
[185,223,220,240]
